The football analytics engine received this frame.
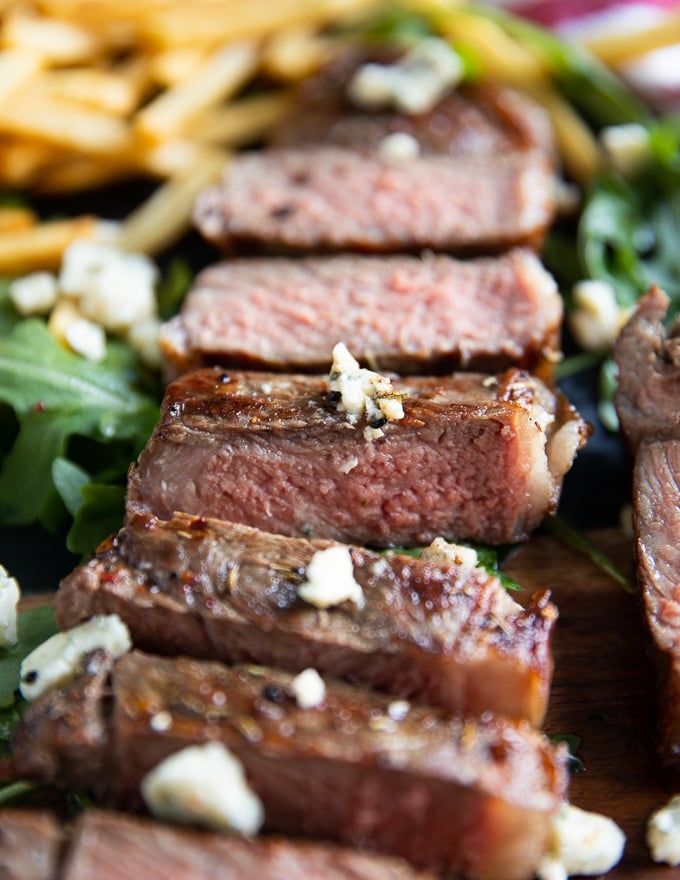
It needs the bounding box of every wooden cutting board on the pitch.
[504,529,670,877]
[22,528,672,876]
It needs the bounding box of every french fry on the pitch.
[32,68,142,116]
[149,45,210,88]
[0,215,99,275]
[0,91,136,156]
[263,26,333,81]
[134,40,259,141]
[0,207,37,234]
[116,151,227,255]
[1,6,102,65]
[192,91,295,146]
[439,11,548,86]
[0,49,43,103]
[0,138,59,188]
[584,10,680,66]
[34,157,130,195]
[526,85,605,184]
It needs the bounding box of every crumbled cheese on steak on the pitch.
[421,537,478,569]
[290,668,326,709]
[647,795,680,865]
[297,545,365,610]
[141,742,264,835]
[378,131,421,161]
[329,342,405,440]
[0,565,20,647]
[537,803,626,880]
[348,37,463,115]
[20,614,132,701]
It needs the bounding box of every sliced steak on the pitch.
[10,650,569,880]
[62,810,437,880]
[0,810,62,880]
[614,285,680,450]
[193,144,555,256]
[614,288,680,765]
[159,249,562,377]
[55,512,557,725]
[632,438,680,764]
[271,74,554,159]
[126,367,588,547]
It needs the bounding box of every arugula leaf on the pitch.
[0,320,159,550]
[66,483,126,555]
[157,257,193,320]
[0,607,59,707]
[549,733,586,773]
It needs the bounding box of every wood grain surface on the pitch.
[18,528,675,875]
[505,529,672,877]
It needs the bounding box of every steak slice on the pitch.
[10,650,569,880]
[271,74,554,159]
[614,288,680,765]
[614,285,680,450]
[126,367,588,547]
[632,438,680,765]
[193,144,555,256]
[159,249,562,378]
[0,810,62,880]
[55,512,557,725]
[62,810,437,880]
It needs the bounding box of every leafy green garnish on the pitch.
[0,319,159,554]
[542,515,634,594]
[157,257,194,320]
[549,733,586,773]
[383,543,522,590]
[0,607,59,708]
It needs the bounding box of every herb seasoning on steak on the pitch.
[159,249,562,378]
[126,367,587,548]
[55,512,557,724]
[9,650,569,880]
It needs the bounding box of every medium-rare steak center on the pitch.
[126,367,588,547]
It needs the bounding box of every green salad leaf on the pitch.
[0,606,59,708]
[0,315,159,553]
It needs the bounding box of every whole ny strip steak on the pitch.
[9,650,568,880]
[126,367,588,547]
[159,249,562,378]
[56,512,556,725]
[614,286,680,765]
[58,809,439,880]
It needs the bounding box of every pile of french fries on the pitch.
[1,0,679,273]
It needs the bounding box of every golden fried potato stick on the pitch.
[134,40,259,141]
[192,92,296,147]
[0,91,135,156]
[0,215,99,275]
[116,150,227,255]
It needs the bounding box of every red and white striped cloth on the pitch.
[493,0,680,112]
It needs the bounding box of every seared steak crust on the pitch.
[10,651,568,880]
[614,286,680,450]
[56,512,556,725]
[615,288,680,764]
[193,145,555,256]
[126,367,587,547]
[62,810,438,880]
[159,250,562,377]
